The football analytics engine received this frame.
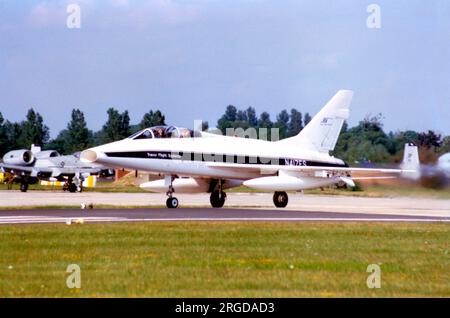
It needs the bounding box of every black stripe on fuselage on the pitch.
[104,151,348,168]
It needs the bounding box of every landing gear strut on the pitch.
[273,191,288,208]
[165,176,179,208]
[64,178,83,193]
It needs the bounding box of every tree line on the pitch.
[0,106,449,164]
[334,114,449,164]
[217,107,450,164]
[216,105,312,140]
[0,108,165,155]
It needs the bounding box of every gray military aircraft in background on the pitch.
[0,144,112,192]
[401,143,450,187]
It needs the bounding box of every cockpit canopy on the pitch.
[128,125,194,140]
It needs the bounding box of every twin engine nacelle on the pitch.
[2,150,35,166]
[34,150,60,159]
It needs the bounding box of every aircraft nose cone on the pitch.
[80,150,98,163]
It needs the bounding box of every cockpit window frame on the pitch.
[128,128,154,140]
[128,125,194,140]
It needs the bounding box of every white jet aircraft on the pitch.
[80,90,417,208]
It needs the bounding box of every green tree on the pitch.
[304,112,312,126]
[399,130,419,144]
[288,109,303,137]
[100,108,120,143]
[275,109,290,139]
[257,112,274,141]
[4,121,22,152]
[217,105,238,133]
[0,112,7,156]
[98,108,131,143]
[236,110,247,122]
[234,110,250,129]
[387,130,419,157]
[341,121,348,133]
[418,130,442,149]
[246,107,258,127]
[45,130,70,154]
[334,114,393,163]
[17,108,50,148]
[139,110,166,129]
[63,109,91,153]
[119,110,131,138]
[257,112,273,129]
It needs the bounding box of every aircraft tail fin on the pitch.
[31,144,41,154]
[401,143,421,180]
[277,90,353,153]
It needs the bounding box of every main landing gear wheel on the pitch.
[166,197,179,209]
[210,190,226,208]
[20,182,29,192]
[68,183,77,193]
[273,191,288,208]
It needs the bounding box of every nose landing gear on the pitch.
[165,177,179,208]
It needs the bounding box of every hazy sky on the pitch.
[0,0,449,138]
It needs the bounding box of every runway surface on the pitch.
[1,191,450,217]
[1,191,450,224]
[0,208,449,225]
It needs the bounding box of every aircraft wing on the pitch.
[0,163,103,178]
[0,163,53,175]
[206,162,413,175]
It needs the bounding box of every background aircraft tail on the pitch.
[277,90,353,153]
[401,143,421,180]
[31,144,41,154]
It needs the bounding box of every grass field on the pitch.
[0,222,448,297]
[0,182,147,193]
